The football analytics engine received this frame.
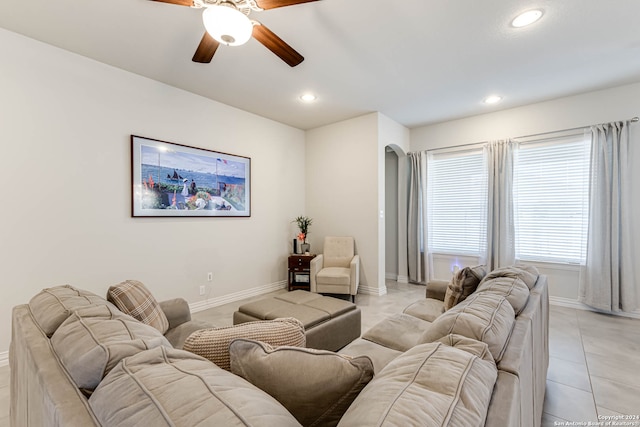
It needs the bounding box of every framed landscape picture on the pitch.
[131,135,251,217]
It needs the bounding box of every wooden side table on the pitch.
[288,254,316,291]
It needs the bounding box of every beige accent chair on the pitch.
[310,236,360,302]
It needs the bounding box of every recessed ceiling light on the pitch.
[484,95,503,104]
[299,93,317,102]
[511,9,543,28]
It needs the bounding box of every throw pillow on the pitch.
[183,317,305,371]
[443,265,487,310]
[230,339,374,427]
[107,280,169,334]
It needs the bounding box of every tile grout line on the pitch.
[575,310,600,418]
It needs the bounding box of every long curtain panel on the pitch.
[483,140,517,271]
[407,151,429,283]
[578,121,637,312]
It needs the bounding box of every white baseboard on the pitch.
[549,296,640,320]
[385,273,409,284]
[190,280,287,313]
[0,351,8,367]
[358,284,387,296]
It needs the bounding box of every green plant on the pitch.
[293,216,313,243]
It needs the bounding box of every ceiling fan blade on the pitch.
[149,0,193,6]
[252,24,304,67]
[192,32,220,63]
[254,0,319,10]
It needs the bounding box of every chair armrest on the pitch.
[310,254,324,292]
[159,298,192,330]
[425,280,449,301]
[350,255,360,294]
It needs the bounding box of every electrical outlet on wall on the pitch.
[199,285,206,296]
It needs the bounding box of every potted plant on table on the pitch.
[293,216,313,254]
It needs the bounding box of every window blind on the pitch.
[427,148,488,256]
[513,134,591,264]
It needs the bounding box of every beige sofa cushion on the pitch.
[421,292,515,362]
[51,304,171,392]
[28,285,113,337]
[481,264,539,289]
[443,265,487,310]
[339,337,403,374]
[476,276,530,314]
[337,341,497,427]
[89,346,301,427]
[230,339,374,427]
[403,298,445,322]
[362,313,433,352]
[183,317,305,371]
[107,280,169,334]
[435,333,495,364]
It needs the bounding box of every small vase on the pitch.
[301,243,310,254]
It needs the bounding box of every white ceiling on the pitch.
[2,0,640,130]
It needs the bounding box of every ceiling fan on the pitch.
[150,0,320,67]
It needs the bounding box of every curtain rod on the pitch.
[423,116,639,154]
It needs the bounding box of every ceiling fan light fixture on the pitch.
[202,4,253,46]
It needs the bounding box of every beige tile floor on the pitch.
[1,280,639,425]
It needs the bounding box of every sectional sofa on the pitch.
[339,265,549,427]
[10,265,547,427]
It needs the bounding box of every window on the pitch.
[513,133,591,264]
[427,148,488,256]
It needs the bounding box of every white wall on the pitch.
[410,82,640,306]
[304,112,409,295]
[305,113,380,292]
[0,28,306,355]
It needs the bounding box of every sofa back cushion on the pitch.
[435,334,495,364]
[28,285,113,337]
[107,280,169,334]
[337,341,497,427]
[183,317,305,371]
[481,265,539,289]
[230,339,374,427]
[51,304,171,392]
[422,292,515,362]
[443,265,487,310]
[475,276,530,314]
[89,346,301,427]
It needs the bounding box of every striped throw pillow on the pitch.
[107,280,169,334]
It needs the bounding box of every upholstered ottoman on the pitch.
[233,291,361,351]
